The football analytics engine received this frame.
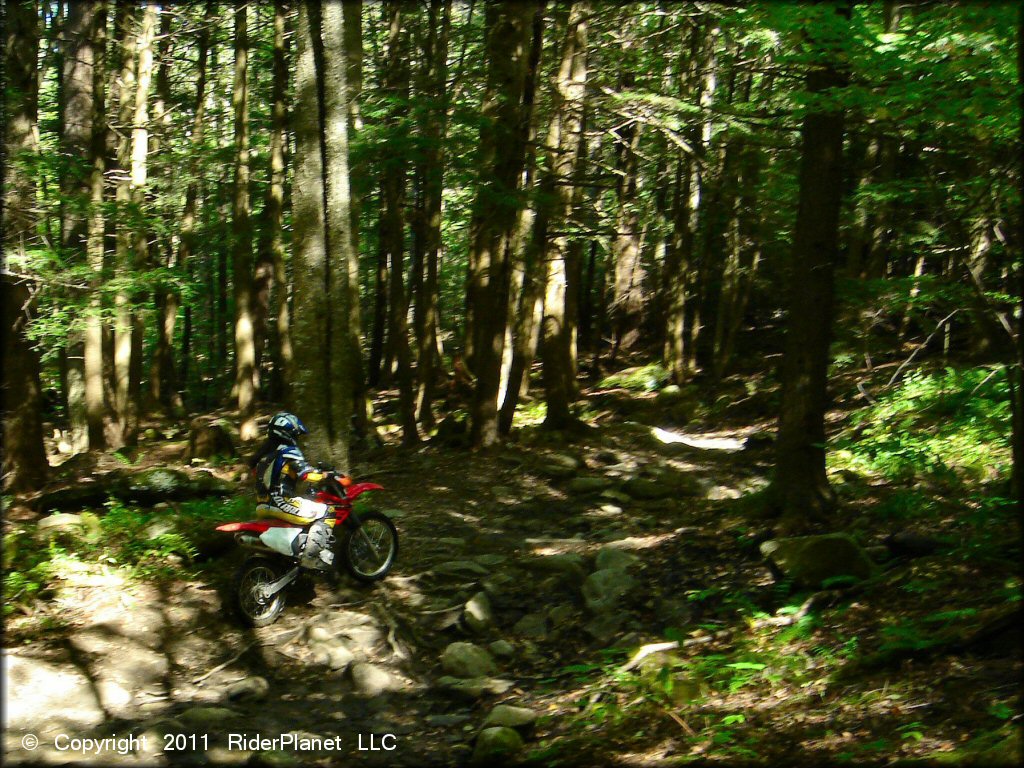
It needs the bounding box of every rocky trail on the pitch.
[4,397,1019,766]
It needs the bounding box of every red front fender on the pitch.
[215,519,294,533]
[346,482,383,501]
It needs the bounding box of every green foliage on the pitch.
[831,367,1011,481]
[597,364,671,393]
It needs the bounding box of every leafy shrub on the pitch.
[598,363,670,393]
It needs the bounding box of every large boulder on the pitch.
[760,533,876,589]
[441,642,497,679]
[483,705,538,731]
[472,727,524,766]
[582,568,637,614]
[184,419,235,461]
[522,553,587,585]
[436,676,513,699]
[463,592,494,634]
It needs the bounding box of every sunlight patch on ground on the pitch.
[652,427,745,452]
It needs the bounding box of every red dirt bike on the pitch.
[216,470,398,626]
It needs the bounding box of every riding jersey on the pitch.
[250,439,327,521]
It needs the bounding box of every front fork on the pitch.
[339,509,381,557]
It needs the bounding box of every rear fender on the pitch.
[215,519,294,533]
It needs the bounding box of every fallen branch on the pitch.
[886,310,959,388]
[192,641,257,685]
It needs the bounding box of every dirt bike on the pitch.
[216,470,398,627]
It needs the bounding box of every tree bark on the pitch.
[378,1,418,445]
[178,0,216,403]
[232,0,257,441]
[467,1,539,447]
[414,0,452,432]
[2,0,49,492]
[290,0,356,467]
[60,0,103,453]
[771,5,849,531]
[541,1,589,430]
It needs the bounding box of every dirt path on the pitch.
[5,413,772,767]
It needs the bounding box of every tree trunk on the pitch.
[771,6,849,532]
[84,1,108,447]
[290,0,356,467]
[148,9,182,415]
[609,29,645,363]
[178,0,216,403]
[2,0,49,492]
[60,0,102,454]
[467,1,540,448]
[414,0,452,432]
[256,0,288,400]
[541,1,589,430]
[232,0,257,441]
[1012,5,1024,513]
[378,1,418,444]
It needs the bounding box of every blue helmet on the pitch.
[268,412,308,445]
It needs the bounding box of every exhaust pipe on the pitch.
[236,534,273,553]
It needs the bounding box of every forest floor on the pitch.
[3,364,1021,767]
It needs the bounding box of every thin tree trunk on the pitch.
[467,1,540,447]
[84,1,108,447]
[2,0,49,491]
[414,0,452,432]
[60,0,102,453]
[771,5,849,532]
[541,0,589,430]
[232,0,257,441]
[178,0,216,404]
[256,0,288,400]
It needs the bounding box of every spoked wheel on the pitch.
[338,511,398,583]
[234,556,287,627]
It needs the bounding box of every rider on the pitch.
[247,412,333,567]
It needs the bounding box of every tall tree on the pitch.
[290,0,356,467]
[59,0,103,452]
[770,5,849,531]
[232,0,257,441]
[466,1,539,447]
[2,0,49,491]
[540,0,589,429]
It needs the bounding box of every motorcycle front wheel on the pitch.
[338,511,398,583]
[234,556,287,627]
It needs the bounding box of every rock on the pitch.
[760,533,876,589]
[483,705,538,730]
[548,604,574,626]
[566,476,613,494]
[436,676,513,699]
[252,750,300,767]
[351,662,400,696]
[536,452,581,479]
[179,706,241,726]
[307,626,335,644]
[145,519,176,539]
[599,489,632,505]
[435,560,490,577]
[636,652,706,705]
[584,611,629,640]
[441,642,497,679]
[595,545,639,571]
[226,676,269,702]
[463,591,494,634]
[582,568,637,613]
[427,713,472,727]
[488,640,515,658]
[326,645,356,671]
[523,553,587,585]
[184,419,236,461]
[513,613,548,639]
[472,727,524,765]
[621,478,674,500]
[37,512,85,535]
[3,652,106,730]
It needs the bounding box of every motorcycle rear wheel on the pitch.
[234,556,287,627]
[338,511,398,583]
